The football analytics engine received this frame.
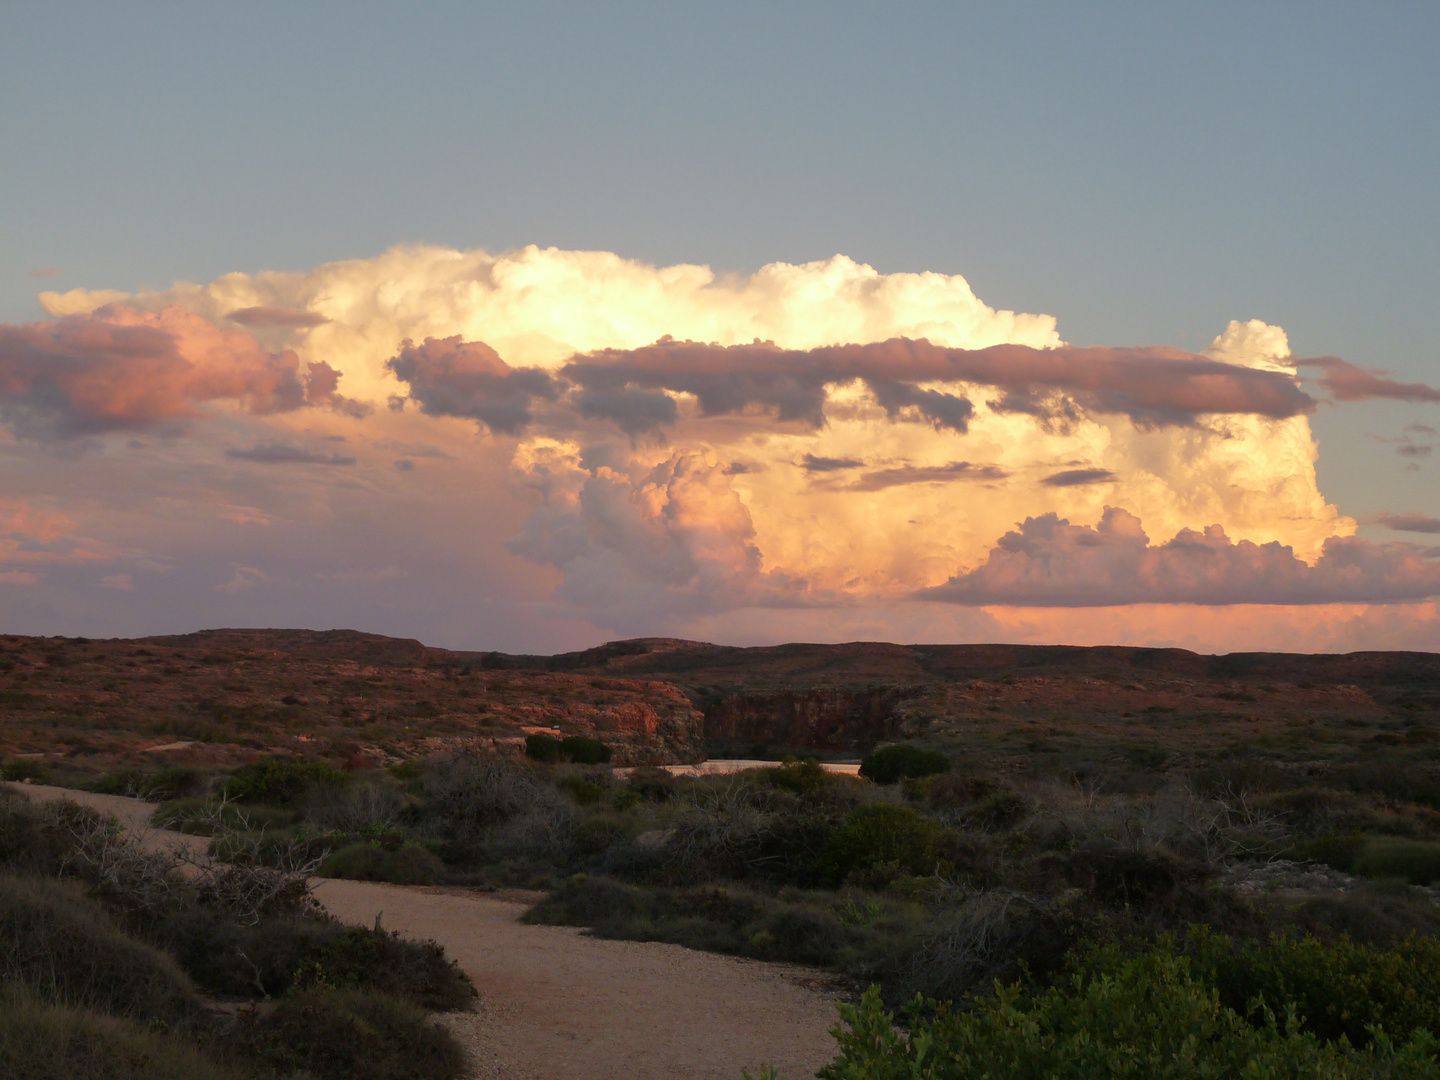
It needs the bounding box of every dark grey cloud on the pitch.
[226,306,330,328]
[922,507,1440,606]
[1372,513,1440,534]
[226,444,356,466]
[849,462,1008,491]
[1042,468,1118,487]
[801,454,864,472]
[386,336,558,435]
[1298,356,1440,404]
[561,337,1317,436]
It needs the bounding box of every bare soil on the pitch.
[8,783,844,1080]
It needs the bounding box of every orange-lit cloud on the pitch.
[11,245,1433,652]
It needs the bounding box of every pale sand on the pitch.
[7,782,843,1080]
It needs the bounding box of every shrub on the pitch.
[322,842,444,886]
[92,766,204,801]
[152,797,296,836]
[557,774,605,805]
[859,745,950,786]
[0,992,237,1080]
[1293,828,1368,873]
[0,793,95,875]
[289,926,477,1012]
[626,768,676,802]
[817,961,1440,1080]
[0,874,199,1022]
[561,735,612,764]
[1355,837,1440,885]
[221,758,349,805]
[147,909,474,1009]
[226,989,468,1080]
[1176,928,1440,1049]
[814,804,947,888]
[524,734,564,762]
[2,759,49,782]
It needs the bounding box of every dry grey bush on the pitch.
[174,798,326,925]
[44,802,184,917]
[305,782,404,834]
[1020,779,1288,865]
[897,888,1065,1003]
[420,756,575,861]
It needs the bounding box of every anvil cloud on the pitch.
[2,245,1437,653]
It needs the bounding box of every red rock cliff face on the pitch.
[702,686,926,755]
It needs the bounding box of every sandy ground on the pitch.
[6,782,845,1080]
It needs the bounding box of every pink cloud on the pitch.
[0,305,326,439]
[922,507,1440,606]
[1299,356,1440,404]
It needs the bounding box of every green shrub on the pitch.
[387,759,427,780]
[524,734,564,762]
[221,758,349,805]
[1355,838,1440,885]
[859,745,950,785]
[2,759,49,782]
[561,735,612,764]
[322,842,444,886]
[625,767,676,802]
[226,989,467,1080]
[819,953,1440,1080]
[144,909,473,1009]
[0,874,199,1022]
[557,774,605,805]
[1183,928,1440,1048]
[0,794,97,876]
[0,992,238,1080]
[814,804,946,888]
[1293,828,1368,873]
[289,926,477,1012]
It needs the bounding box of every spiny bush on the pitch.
[860,745,950,786]
[225,988,468,1080]
[814,804,947,888]
[2,758,50,783]
[221,757,349,805]
[0,991,238,1080]
[0,874,199,1022]
[321,841,444,885]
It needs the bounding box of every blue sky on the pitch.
[1,3,1438,649]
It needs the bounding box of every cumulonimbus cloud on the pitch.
[922,507,1440,606]
[1299,356,1440,404]
[0,306,341,439]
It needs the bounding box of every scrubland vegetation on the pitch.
[0,786,473,1080]
[10,718,1424,1077]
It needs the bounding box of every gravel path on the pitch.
[7,783,844,1080]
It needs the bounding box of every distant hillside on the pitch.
[2,629,1437,769]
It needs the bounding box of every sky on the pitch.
[2,3,1439,654]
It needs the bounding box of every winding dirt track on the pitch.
[8,784,843,1080]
